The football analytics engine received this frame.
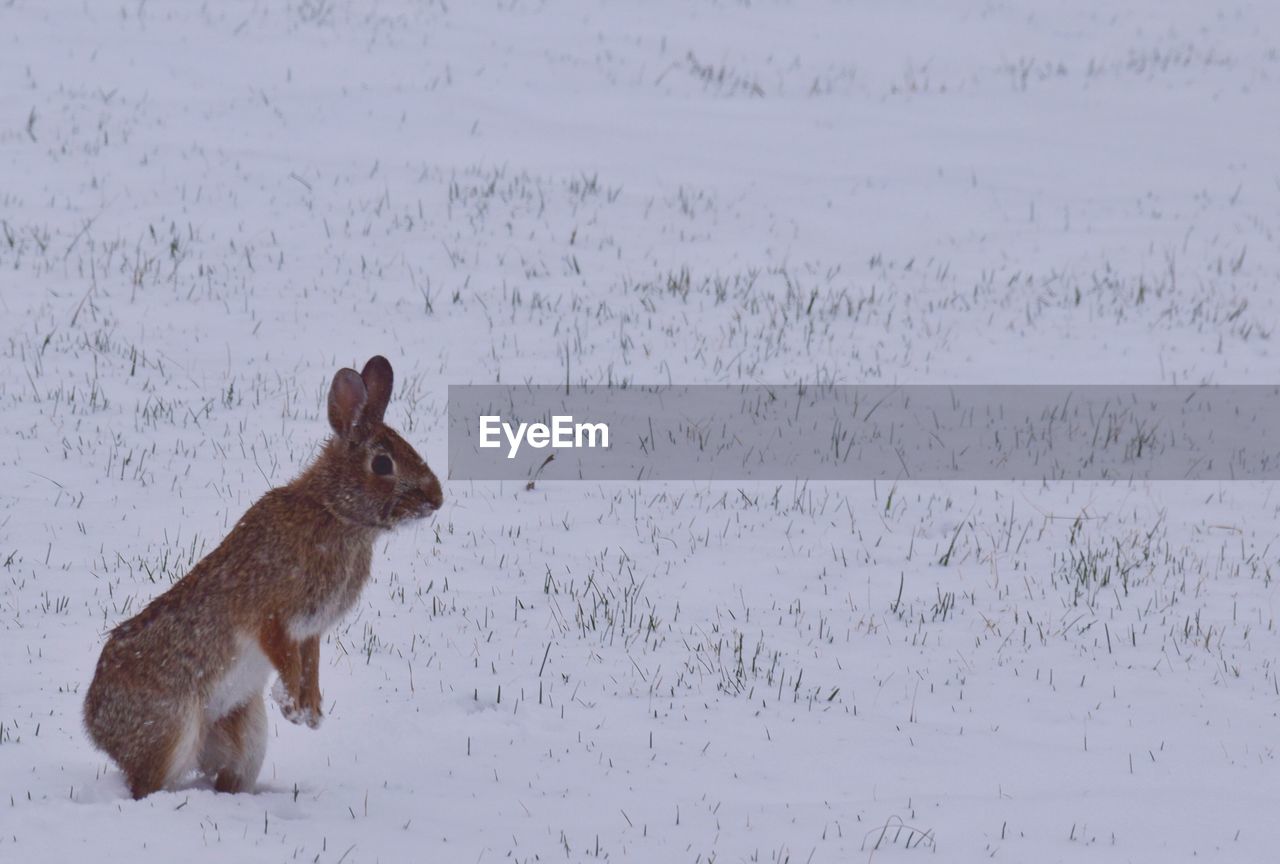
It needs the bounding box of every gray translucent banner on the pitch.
[446,385,1280,481]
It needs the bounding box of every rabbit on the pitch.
[83,355,443,799]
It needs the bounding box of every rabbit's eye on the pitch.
[371,454,394,476]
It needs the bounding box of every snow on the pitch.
[2,0,1280,861]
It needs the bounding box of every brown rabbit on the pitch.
[84,356,443,798]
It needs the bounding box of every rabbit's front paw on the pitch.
[271,678,323,728]
[295,703,323,729]
[271,678,308,725]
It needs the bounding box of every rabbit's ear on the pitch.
[360,356,393,424]
[328,368,368,437]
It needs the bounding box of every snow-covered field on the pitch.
[3,1,1280,861]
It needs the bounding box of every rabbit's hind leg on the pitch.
[200,694,267,793]
[116,700,202,799]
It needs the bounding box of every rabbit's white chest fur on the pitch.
[206,633,273,719]
[287,552,369,640]
[287,594,348,640]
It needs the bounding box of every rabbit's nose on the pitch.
[423,475,444,511]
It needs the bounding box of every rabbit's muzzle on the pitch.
[413,474,444,517]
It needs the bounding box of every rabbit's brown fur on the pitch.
[84,356,442,798]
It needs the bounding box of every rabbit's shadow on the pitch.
[78,769,315,812]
